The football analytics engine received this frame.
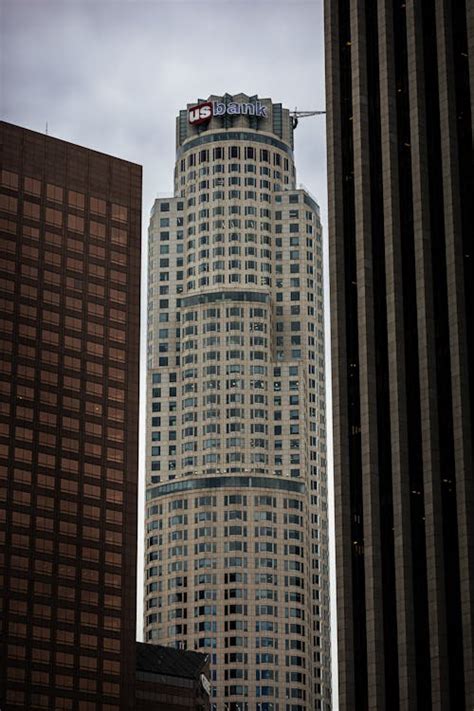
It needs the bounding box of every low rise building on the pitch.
[135,642,210,711]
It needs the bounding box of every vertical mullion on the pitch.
[405,2,449,707]
[377,1,418,707]
[435,0,474,705]
[351,0,386,707]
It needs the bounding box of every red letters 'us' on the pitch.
[188,102,213,126]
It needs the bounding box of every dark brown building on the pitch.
[135,642,210,711]
[325,1,473,710]
[0,122,141,710]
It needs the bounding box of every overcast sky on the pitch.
[1,0,327,223]
[1,0,335,700]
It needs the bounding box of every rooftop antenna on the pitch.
[290,108,326,129]
[45,122,48,135]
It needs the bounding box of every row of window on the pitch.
[180,147,290,166]
[217,667,305,679]
[152,244,308,262]
[151,235,318,256]
[175,216,309,232]
[150,608,306,623]
[150,529,303,545]
[156,300,316,331]
[160,379,301,395]
[184,176,291,189]
[154,348,314,367]
[152,367,301,383]
[148,572,305,587]
[147,495,300,512]
[152,414,304,432]
[152,400,301,416]
[149,268,320,294]
[154,382,299,398]
[151,450,299,465]
[150,420,307,436]
[152,445,301,459]
[150,513,301,528]
[159,188,313,212]
[146,629,306,653]
[176,219,274,232]
[166,340,303,355]
[186,191,279,206]
[153,428,300,442]
[150,471,302,485]
[183,169,287,187]
[152,232,317,249]
[1,171,128,222]
[148,557,305,571]
[1,200,127,231]
[150,403,319,423]
[154,432,300,448]
[150,365,298,383]
[183,253,305,268]
[152,420,301,441]
[150,268,313,286]
[148,540,305,556]
[152,626,307,644]
[146,588,304,604]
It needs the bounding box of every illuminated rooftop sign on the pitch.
[188,100,268,126]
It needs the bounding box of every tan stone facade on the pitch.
[144,95,330,710]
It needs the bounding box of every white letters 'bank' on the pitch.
[188,101,267,125]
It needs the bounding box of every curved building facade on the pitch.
[144,94,330,711]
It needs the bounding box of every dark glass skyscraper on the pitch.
[325,1,473,709]
[0,122,141,710]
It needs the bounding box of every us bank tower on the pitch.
[144,94,330,711]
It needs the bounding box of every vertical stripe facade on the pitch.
[325,1,473,709]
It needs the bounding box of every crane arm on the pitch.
[290,109,326,128]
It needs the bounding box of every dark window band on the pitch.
[178,290,270,308]
[176,132,294,160]
[146,475,305,500]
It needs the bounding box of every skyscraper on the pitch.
[0,122,141,710]
[144,94,331,710]
[325,2,473,709]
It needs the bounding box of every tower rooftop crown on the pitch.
[176,93,294,151]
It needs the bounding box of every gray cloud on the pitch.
[1,0,326,221]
